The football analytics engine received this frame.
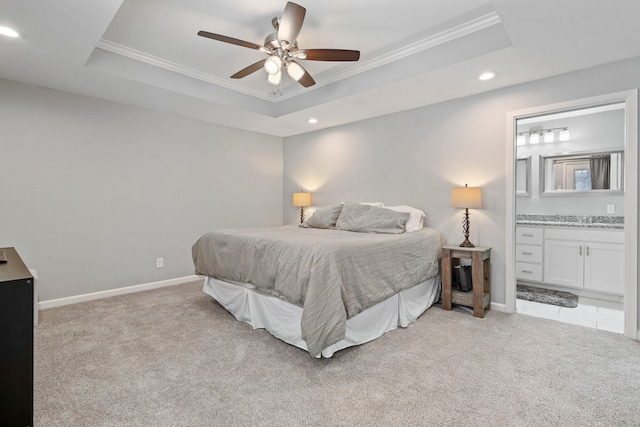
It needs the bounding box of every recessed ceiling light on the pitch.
[0,26,20,38]
[478,71,497,81]
[307,118,318,124]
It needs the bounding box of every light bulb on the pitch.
[286,61,305,81]
[268,70,282,85]
[529,132,540,144]
[544,130,554,143]
[264,56,282,75]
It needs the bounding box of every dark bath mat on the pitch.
[517,284,579,308]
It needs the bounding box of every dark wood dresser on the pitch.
[0,247,34,426]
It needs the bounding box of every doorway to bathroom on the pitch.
[505,90,638,339]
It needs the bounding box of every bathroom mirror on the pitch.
[516,156,531,196]
[540,150,624,195]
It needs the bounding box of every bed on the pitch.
[192,202,443,357]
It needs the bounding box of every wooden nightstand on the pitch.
[441,246,491,318]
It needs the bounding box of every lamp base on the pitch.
[459,209,475,247]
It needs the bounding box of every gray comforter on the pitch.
[192,225,442,356]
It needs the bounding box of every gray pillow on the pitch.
[335,201,409,234]
[303,204,343,229]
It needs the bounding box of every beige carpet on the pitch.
[35,280,640,426]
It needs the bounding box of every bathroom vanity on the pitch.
[516,214,624,297]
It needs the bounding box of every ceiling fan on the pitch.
[197,2,360,91]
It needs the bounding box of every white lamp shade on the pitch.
[559,128,570,141]
[516,134,526,145]
[264,56,282,75]
[544,130,554,142]
[451,186,482,209]
[268,70,282,85]
[293,192,312,207]
[286,61,305,81]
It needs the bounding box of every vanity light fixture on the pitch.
[518,127,570,145]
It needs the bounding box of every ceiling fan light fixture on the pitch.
[264,56,282,75]
[293,51,307,60]
[268,70,282,85]
[286,61,305,81]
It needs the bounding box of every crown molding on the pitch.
[95,39,272,100]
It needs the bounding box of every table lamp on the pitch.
[451,184,482,247]
[293,191,312,224]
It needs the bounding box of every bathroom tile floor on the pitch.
[516,297,624,334]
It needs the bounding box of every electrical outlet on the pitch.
[156,258,164,269]
[607,205,615,214]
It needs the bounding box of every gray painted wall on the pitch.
[283,56,640,328]
[0,79,283,301]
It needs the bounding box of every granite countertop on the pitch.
[516,214,624,229]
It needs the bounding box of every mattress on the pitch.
[203,275,440,358]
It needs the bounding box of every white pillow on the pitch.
[385,205,425,232]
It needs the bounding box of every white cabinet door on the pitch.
[584,242,624,294]
[544,239,583,288]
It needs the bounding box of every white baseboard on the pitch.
[38,275,203,310]
[490,302,507,313]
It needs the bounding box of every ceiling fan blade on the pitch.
[197,31,261,50]
[278,2,306,48]
[230,59,267,79]
[290,61,315,87]
[302,49,360,62]
[298,72,315,87]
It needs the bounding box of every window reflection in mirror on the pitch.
[541,151,623,194]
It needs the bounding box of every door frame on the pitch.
[505,90,638,339]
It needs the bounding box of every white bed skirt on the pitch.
[202,276,441,358]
